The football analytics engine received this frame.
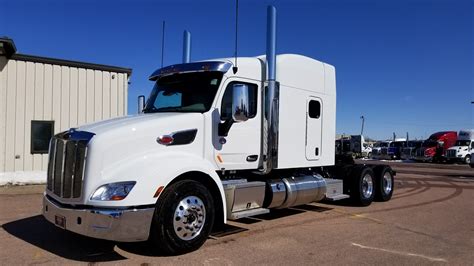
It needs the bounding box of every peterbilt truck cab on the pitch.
[42,6,395,255]
[415,131,457,162]
[371,141,391,160]
[446,130,474,164]
[380,140,406,160]
[401,140,423,160]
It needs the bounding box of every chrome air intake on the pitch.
[261,5,279,174]
[263,174,327,209]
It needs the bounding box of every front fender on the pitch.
[85,151,227,222]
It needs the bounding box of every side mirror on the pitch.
[232,84,250,122]
[138,95,145,113]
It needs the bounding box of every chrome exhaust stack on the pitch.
[261,5,280,174]
[182,30,191,63]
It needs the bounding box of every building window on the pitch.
[221,82,258,120]
[308,100,321,119]
[31,121,54,154]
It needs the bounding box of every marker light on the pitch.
[157,135,174,145]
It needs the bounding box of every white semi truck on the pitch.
[42,6,395,255]
[446,129,474,164]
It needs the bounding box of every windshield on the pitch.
[390,142,404,148]
[455,140,470,146]
[422,140,437,147]
[407,141,422,148]
[379,142,389,147]
[143,72,224,113]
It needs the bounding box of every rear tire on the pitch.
[350,166,375,206]
[373,166,394,201]
[149,180,215,255]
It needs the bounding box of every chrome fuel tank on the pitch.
[264,174,327,209]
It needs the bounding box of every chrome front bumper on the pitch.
[43,195,155,242]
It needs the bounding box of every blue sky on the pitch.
[2,0,473,140]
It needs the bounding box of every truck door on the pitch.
[306,97,322,160]
[214,79,261,170]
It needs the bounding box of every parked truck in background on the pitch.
[336,135,372,158]
[401,140,423,160]
[371,141,391,160]
[414,131,457,162]
[446,130,474,164]
[380,139,406,160]
[41,6,395,255]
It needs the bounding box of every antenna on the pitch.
[161,21,166,67]
[233,0,239,74]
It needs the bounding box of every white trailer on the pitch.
[446,129,474,164]
[42,6,395,254]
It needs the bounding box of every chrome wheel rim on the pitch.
[382,172,393,195]
[173,196,206,241]
[362,174,374,199]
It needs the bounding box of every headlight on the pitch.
[91,181,136,201]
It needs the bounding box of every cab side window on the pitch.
[308,100,321,119]
[220,82,258,120]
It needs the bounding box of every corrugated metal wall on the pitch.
[0,58,128,172]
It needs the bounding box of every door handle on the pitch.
[246,155,258,162]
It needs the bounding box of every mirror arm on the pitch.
[218,118,234,137]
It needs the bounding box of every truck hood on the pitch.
[79,112,205,186]
[447,146,468,151]
[78,113,197,135]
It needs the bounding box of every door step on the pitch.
[325,194,350,201]
[228,208,270,220]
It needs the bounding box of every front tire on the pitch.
[373,166,394,201]
[350,166,375,206]
[149,180,215,255]
[464,155,471,164]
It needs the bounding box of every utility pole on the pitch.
[360,116,365,136]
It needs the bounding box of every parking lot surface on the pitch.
[1,161,473,265]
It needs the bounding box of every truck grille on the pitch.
[402,148,411,156]
[46,131,94,198]
[446,149,456,158]
[416,149,425,157]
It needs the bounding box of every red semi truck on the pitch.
[414,131,457,162]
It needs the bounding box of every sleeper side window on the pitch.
[308,100,321,119]
[220,82,258,120]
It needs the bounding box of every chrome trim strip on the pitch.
[60,139,66,197]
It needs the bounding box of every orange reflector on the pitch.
[110,195,125,201]
[154,186,164,198]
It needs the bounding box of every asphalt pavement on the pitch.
[0,161,473,265]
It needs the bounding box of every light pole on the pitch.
[360,116,365,136]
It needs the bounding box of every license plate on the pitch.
[55,215,66,229]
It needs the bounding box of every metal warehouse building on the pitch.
[0,38,131,181]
